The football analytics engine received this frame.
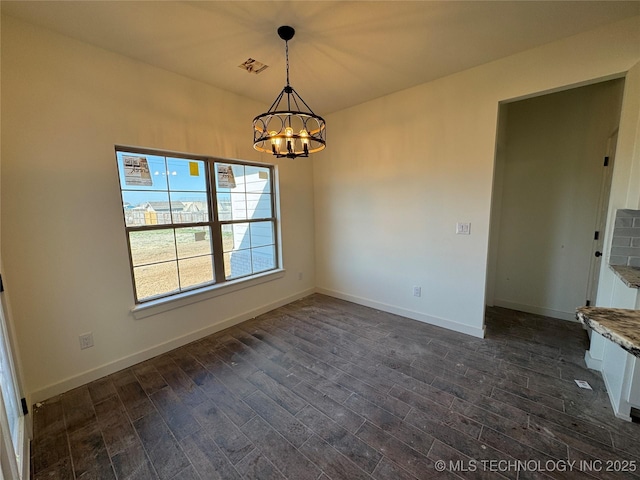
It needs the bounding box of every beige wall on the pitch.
[0,16,316,403]
[596,61,640,310]
[313,16,640,337]
[490,80,624,320]
[2,13,640,404]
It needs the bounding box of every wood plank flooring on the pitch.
[31,294,640,479]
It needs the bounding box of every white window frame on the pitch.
[115,146,281,308]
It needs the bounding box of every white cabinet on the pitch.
[588,332,640,420]
[583,266,640,421]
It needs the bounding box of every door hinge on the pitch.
[586,300,591,307]
[21,398,28,415]
[594,231,600,240]
[604,156,610,167]
[0,274,3,293]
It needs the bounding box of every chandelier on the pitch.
[253,26,326,159]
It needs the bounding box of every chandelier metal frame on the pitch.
[253,26,326,159]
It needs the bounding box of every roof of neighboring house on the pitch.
[182,201,208,212]
[144,201,185,212]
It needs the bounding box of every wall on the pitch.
[314,16,640,338]
[596,62,640,310]
[588,60,640,418]
[490,80,624,320]
[0,16,316,403]
[485,104,509,309]
[4,13,640,404]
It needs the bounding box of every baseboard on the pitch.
[584,350,603,371]
[21,432,29,480]
[30,288,315,404]
[493,299,577,322]
[316,287,485,339]
[602,365,632,422]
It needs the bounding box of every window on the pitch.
[116,147,278,303]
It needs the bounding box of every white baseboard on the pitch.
[30,288,315,404]
[601,364,632,422]
[316,287,485,339]
[584,351,603,371]
[492,299,577,322]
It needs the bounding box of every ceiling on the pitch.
[2,1,639,115]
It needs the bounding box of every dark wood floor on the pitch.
[32,294,640,480]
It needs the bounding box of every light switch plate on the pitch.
[456,222,471,235]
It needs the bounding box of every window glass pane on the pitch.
[134,261,179,300]
[252,245,276,273]
[230,165,246,192]
[224,250,252,280]
[217,193,232,221]
[129,229,176,266]
[169,192,209,223]
[229,193,248,220]
[250,222,274,247]
[167,158,207,192]
[223,223,250,252]
[246,193,272,219]
[175,227,212,259]
[117,152,167,191]
[122,191,173,226]
[245,166,271,194]
[178,256,214,289]
[215,163,245,192]
[221,224,233,252]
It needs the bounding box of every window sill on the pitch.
[131,269,286,319]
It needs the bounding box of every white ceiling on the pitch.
[2,1,639,115]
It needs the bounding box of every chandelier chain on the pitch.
[285,40,291,114]
[285,40,290,87]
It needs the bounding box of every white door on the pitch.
[586,130,618,306]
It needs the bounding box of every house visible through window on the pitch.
[116,147,278,303]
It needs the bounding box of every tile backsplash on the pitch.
[610,209,640,267]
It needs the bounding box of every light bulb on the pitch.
[285,127,294,153]
[269,131,281,154]
[299,129,310,154]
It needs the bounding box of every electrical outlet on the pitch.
[413,286,422,297]
[298,272,303,280]
[79,332,94,350]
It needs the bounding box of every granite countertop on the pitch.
[577,306,640,358]
[609,265,640,289]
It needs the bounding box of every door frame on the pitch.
[586,130,618,307]
[0,294,28,479]
[485,79,625,320]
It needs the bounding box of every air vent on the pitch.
[239,58,268,74]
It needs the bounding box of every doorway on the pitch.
[486,79,625,321]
